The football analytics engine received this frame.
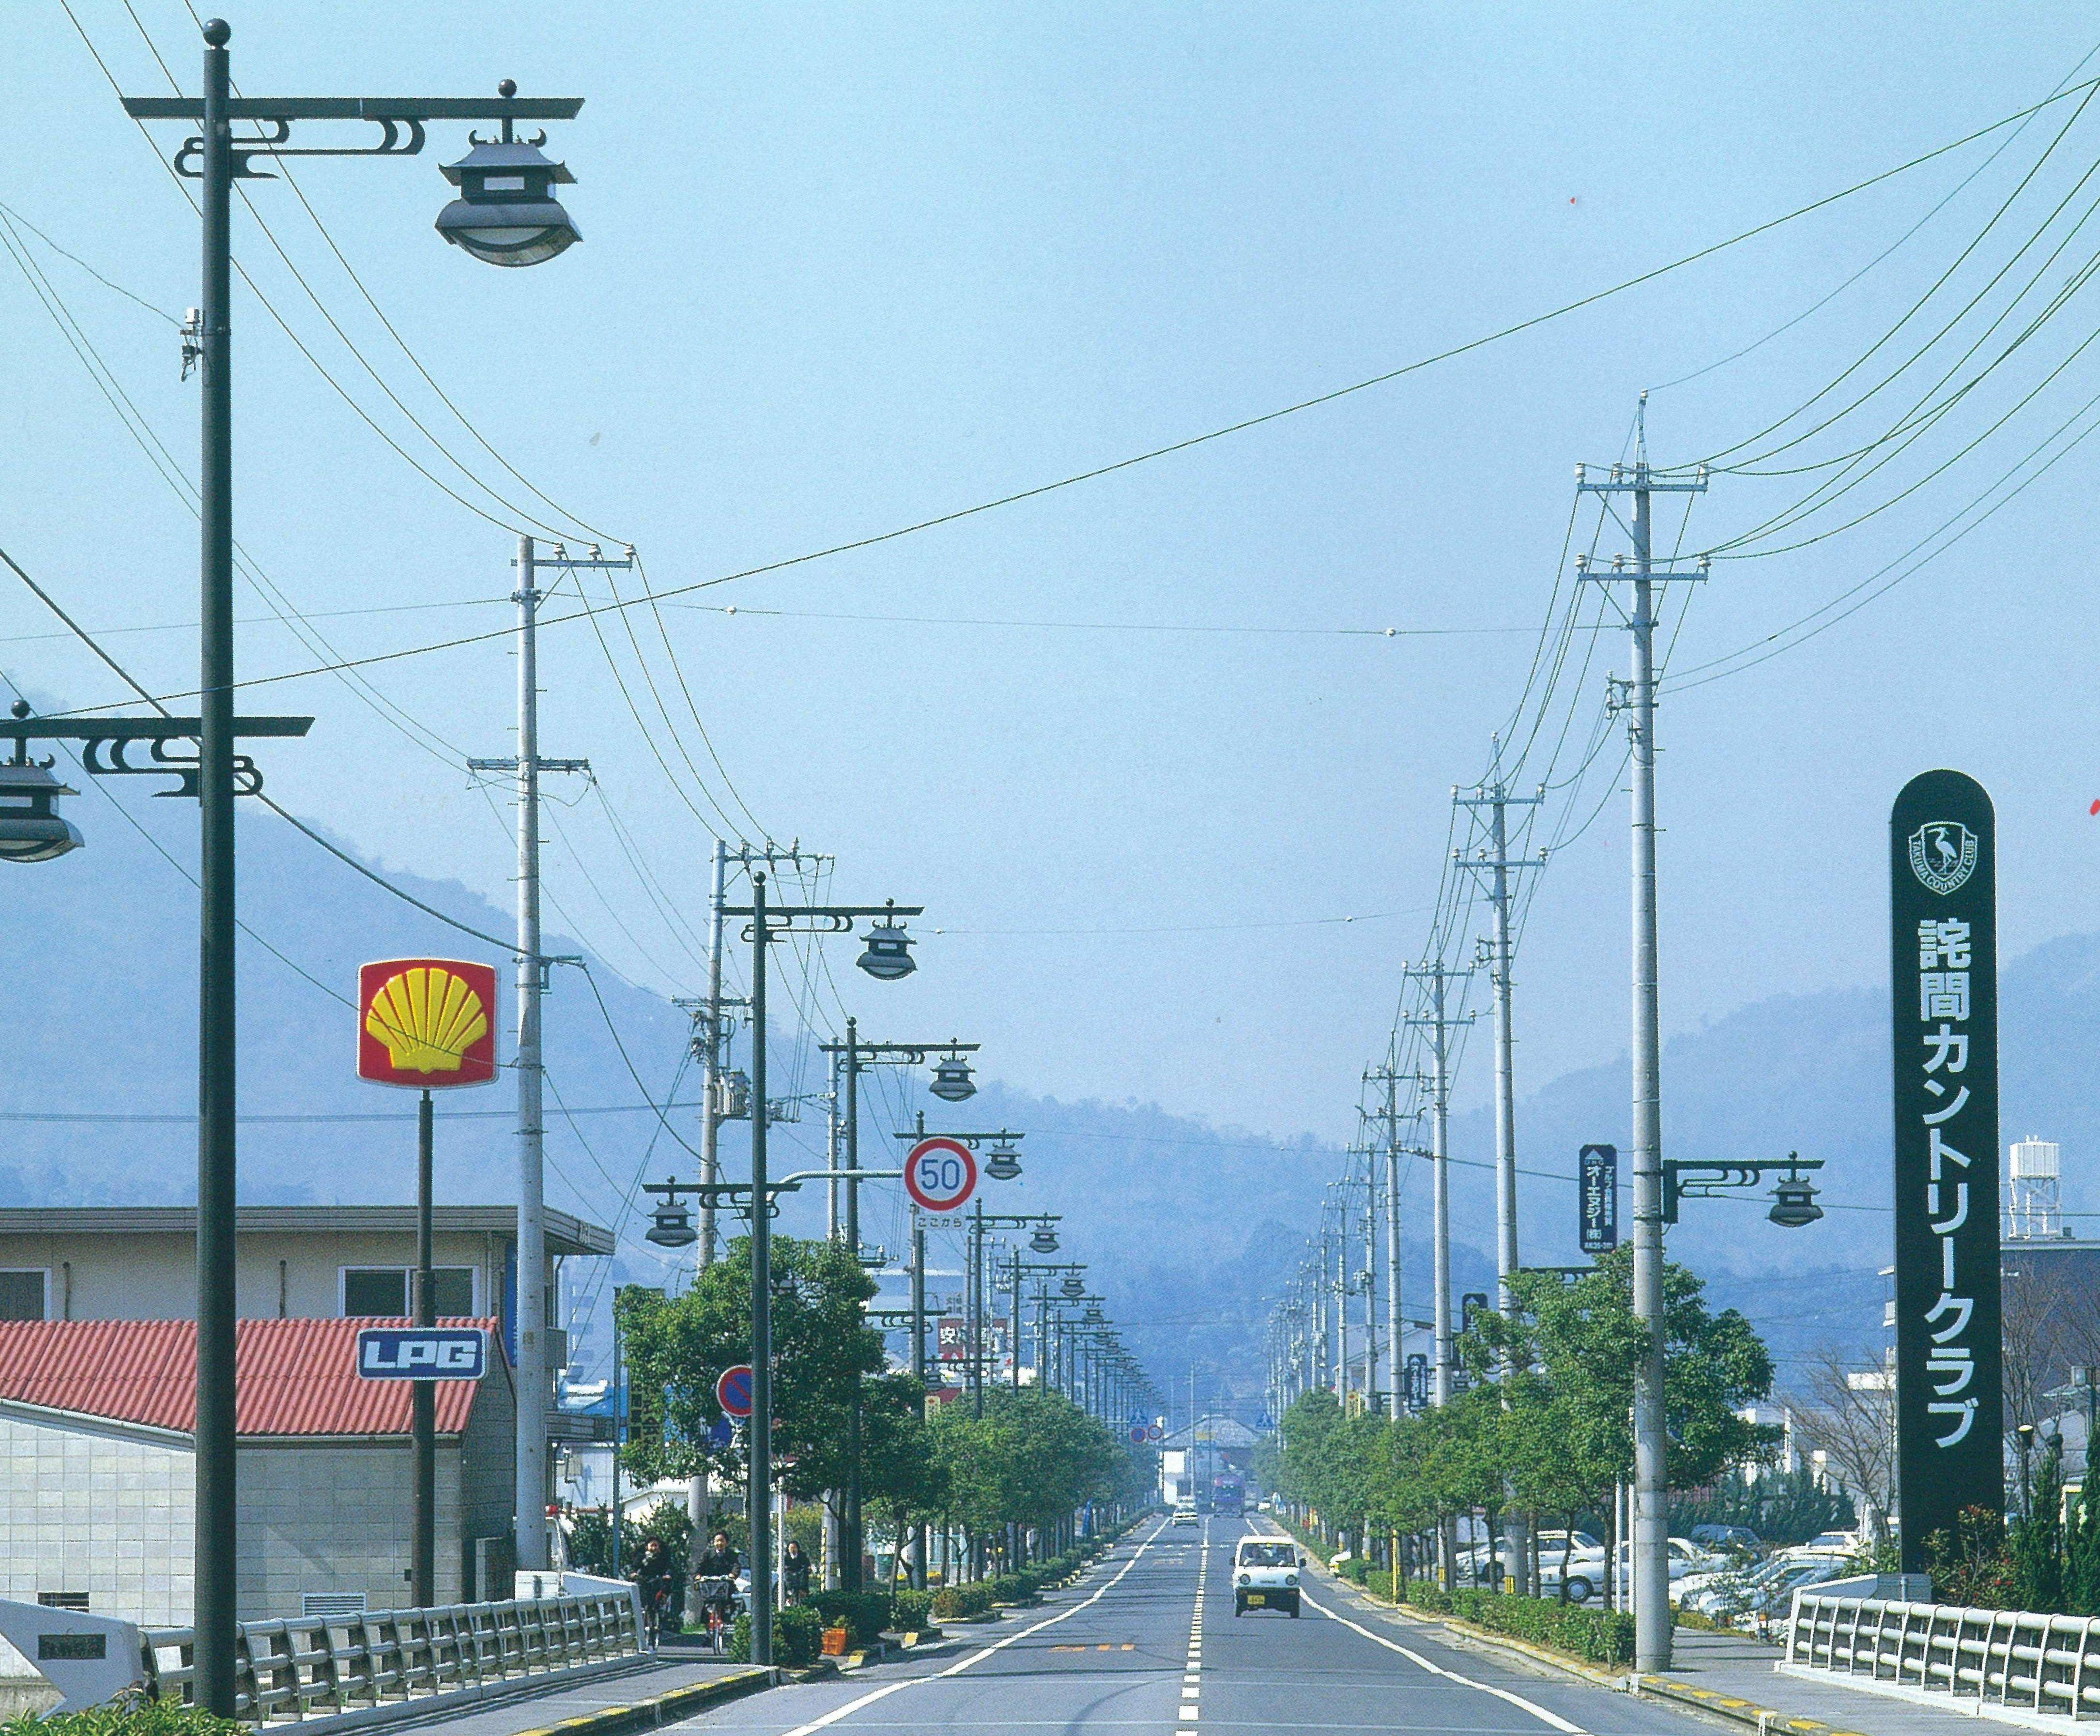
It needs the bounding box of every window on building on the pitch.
[0,1271,47,1322]
[341,1267,476,1318]
[36,1593,88,1611]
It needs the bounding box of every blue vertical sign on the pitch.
[1890,770,2003,1575]
[1579,1144,1618,1254]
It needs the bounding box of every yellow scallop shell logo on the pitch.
[365,965,490,1075]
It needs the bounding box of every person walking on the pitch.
[782,1538,812,1605]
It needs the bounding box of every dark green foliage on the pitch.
[566,1499,691,1580]
[2,1697,244,1736]
[727,1603,826,1665]
[2011,1438,2066,1613]
[1673,1467,1855,1548]
[889,1588,935,1630]
[1401,1581,1635,1665]
[618,1244,882,1501]
[1924,1506,2021,1610]
[807,1590,892,1648]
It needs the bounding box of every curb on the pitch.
[1633,1673,1873,1736]
[507,1668,776,1736]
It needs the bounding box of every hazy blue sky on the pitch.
[8,2,2100,1157]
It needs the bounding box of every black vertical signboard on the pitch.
[1579,1144,1618,1254]
[1890,769,2003,1575]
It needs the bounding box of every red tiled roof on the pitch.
[0,1318,495,1436]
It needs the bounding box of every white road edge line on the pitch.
[1298,1591,1590,1736]
[775,1518,1172,1736]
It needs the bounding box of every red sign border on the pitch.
[716,1363,754,1418]
[903,1136,978,1214]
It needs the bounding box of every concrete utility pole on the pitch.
[1456,762,1544,1320]
[1404,961,1472,1407]
[1366,1065,1405,1417]
[1457,762,1545,1593]
[470,537,620,1571]
[701,840,727,1266]
[1362,1155,1378,1406]
[1577,399,1709,1672]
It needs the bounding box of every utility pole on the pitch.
[1456,760,1544,1319]
[1362,1152,1379,1406]
[1457,762,1544,1594]
[1404,961,1472,1407]
[470,537,617,1572]
[701,839,727,1266]
[1366,1064,1405,1418]
[1577,397,1709,1672]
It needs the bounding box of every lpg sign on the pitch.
[355,1327,488,1381]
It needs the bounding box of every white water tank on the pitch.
[2010,1137,2060,1179]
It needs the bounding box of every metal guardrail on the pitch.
[1788,1592,2100,1720]
[141,1593,644,1725]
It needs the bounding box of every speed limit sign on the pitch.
[904,1136,977,1213]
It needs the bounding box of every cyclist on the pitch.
[633,1536,681,1644]
[691,1531,740,1652]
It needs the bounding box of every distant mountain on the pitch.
[7,771,2098,1414]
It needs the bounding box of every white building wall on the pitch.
[0,1410,193,1625]
[0,1409,475,1623]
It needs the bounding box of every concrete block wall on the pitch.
[0,1411,480,1623]
[0,1411,193,1625]
[238,1441,465,1616]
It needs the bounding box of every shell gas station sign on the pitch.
[357,959,498,1088]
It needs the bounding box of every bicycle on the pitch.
[692,1578,738,1655]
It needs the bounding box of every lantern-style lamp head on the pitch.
[857,906,917,982]
[436,86,581,267]
[1768,1176,1823,1229]
[644,1197,696,1248]
[0,707,82,863]
[1061,1275,1085,1298]
[1029,1225,1059,1254]
[929,1052,976,1102]
[985,1141,1021,1182]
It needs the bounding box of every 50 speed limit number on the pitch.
[904,1136,977,1213]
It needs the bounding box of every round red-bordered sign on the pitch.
[716,1364,754,1418]
[903,1136,977,1214]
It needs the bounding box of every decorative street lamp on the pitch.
[856,905,918,981]
[0,707,81,862]
[1029,1223,1059,1255]
[435,88,581,265]
[120,26,585,1712]
[645,1197,697,1248]
[985,1141,1023,1183]
[928,1051,977,1102]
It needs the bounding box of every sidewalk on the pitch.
[1645,1628,2001,1736]
[361,1653,770,1736]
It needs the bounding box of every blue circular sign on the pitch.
[716,1364,754,1418]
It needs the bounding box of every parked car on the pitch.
[1688,1524,1762,1551]
[1683,1550,1853,1619]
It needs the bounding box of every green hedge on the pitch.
[2,1702,244,1736]
[1337,1557,1373,1586]
[889,1588,935,1630]
[728,1602,827,1665]
[1402,1582,1635,1666]
[807,1590,892,1649]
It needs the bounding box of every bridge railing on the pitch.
[141,1592,644,1725]
[1787,1591,2100,1720]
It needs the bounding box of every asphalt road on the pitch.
[673,1513,1718,1736]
